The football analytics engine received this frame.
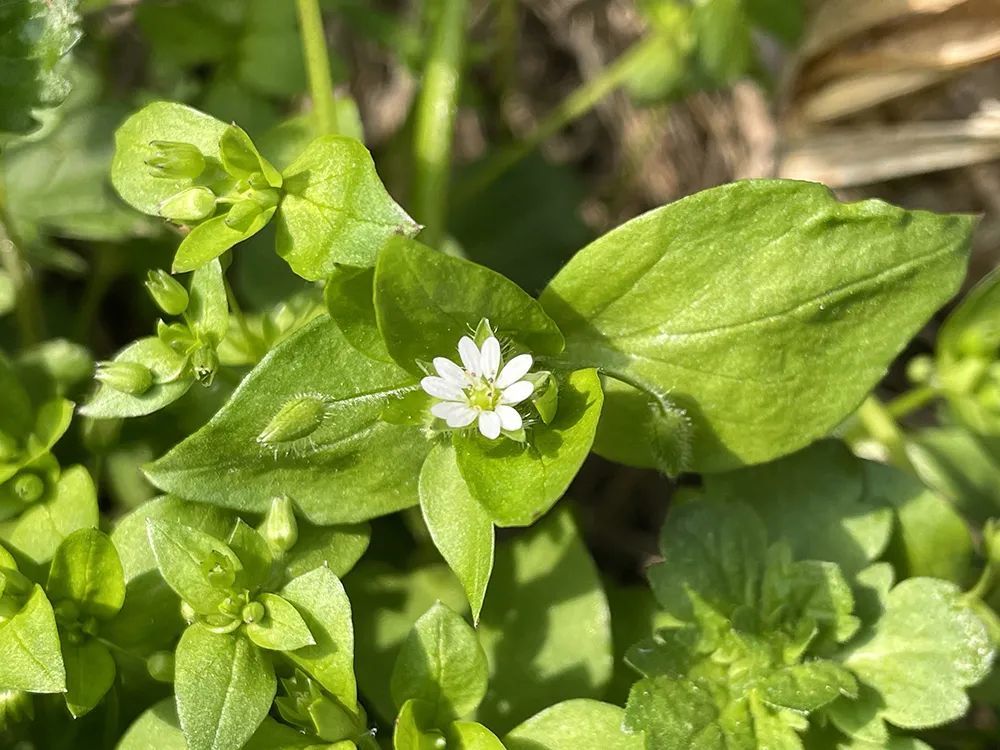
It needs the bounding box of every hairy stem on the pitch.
[296,0,340,136]
[412,0,469,249]
[0,179,43,345]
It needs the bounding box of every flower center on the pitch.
[465,378,498,411]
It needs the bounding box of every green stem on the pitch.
[0,179,43,345]
[852,395,911,469]
[412,0,469,249]
[886,385,937,420]
[462,35,655,199]
[495,0,518,102]
[296,0,340,136]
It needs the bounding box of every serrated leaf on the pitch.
[47,527,125,619]
[843,577,994,729]
[145,317,430,524]
[175,625,276,750]
[276,135,419,279]
[391,601,489,726]
[420,442,494,623]
[541,180,972,472]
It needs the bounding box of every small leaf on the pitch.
[47,528,125,620]
[219,124,282,187]
[394,698,443,750]
[175,625,276,750]
[173,208,277,273]
[449,721,506,750]
[245,592,314,651]
[281,567,357,710]
[374,236,564,374]
[758,661,857,712]
[843,577,994,729]
[228,519,273,589]
[188,259,230,344]
[454,368,604,527]
[0,584,65,692]
[276,135,419,279]
[420,443,494,623]
[505,700,643,750]
[80,337,193,418]
[62,638,116,717]
[146,519,243,615]
[391,601,489,726]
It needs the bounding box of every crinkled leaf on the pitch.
[47,527,125,619]
[391,601,489,725]
[454,368,603,527]
[541,180,972,472]
[843,577,994,729]
[477,508,613,733]
[505,699,643,750]
[175,626,276,750]
[758,661,857,712]
[276,135,420,279]
[374,236,564,374]
[420,442,494,622]
[145,317,429,524]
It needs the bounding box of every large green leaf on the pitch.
[477,508,613,734]
[0,0,81,135]
[145,316,430,524]
[0,584,65,692]
[541,180,972,472]
[275,135,419,279]
[175,626,277,750]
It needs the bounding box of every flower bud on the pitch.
[202,551,235,589]
[146,651,175,683]
[12,472,45,504]
[905,355,934,385]
[96,360,154,395]
[145,269,190,316]
[257,395,329,446]
[146,140,206,180]
[242,601,266,624]
[191,346,219,387]
[158,186,216,223]
[259,496,299,555]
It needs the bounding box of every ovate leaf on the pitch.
[541,180,972,472]
[47,528,125,619]
[175,625,277,750]
[391,601,489,726]
[80,336,192,418]
[505,700,643,750]
[145,316,430,524]
[244,592,314,651]
[420,442,495,622]
[0,584,65,692]
[62,638,116,717]
[276,135,419,279]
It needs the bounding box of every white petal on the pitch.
[433,357,467,385]
[421,376,465,401]
[479,337,501,380]
[478,410,502,439]
[495,353,533,388]
[458,336,481,375]
[500,380,534,405]
[432,401,477,427]
[495,405,523,431]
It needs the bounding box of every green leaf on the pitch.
[374,236,565,373]
[419,443,494,622]
[145,317,430,524]
[228,519,273,589]
[907,427,1000,524]
[454,368,603,527]
[188,259,230,344]
[0,585,65,692]
[693,0,751,84]
[541,180,972,472]
[0,0,81,135]
[276,135,420,279]
[0,464,99,568]
[477,508,613,733]
[146,519,243,615]
[47,528,125,620]
[862,461,974,584]
[219,123,281,187]
[245,592,315,651]
[173,208,277,274]
[346,562,466,724]
[758,661,857,712]
[449,721,506,750]
[62,638,116,717]
[702,440,893,576]
[844,577,993,729]
[111,102,228,215]
[282,521,371,580]
[394,698,444,750]
[79,336,193,418]
[505,700,643,750]
[281,567,357,710]
[175,625,277,750]
[623,676,728,749]
[325,264,393,361]
[391,601,489,726]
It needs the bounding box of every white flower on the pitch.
[421,335,535,440]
